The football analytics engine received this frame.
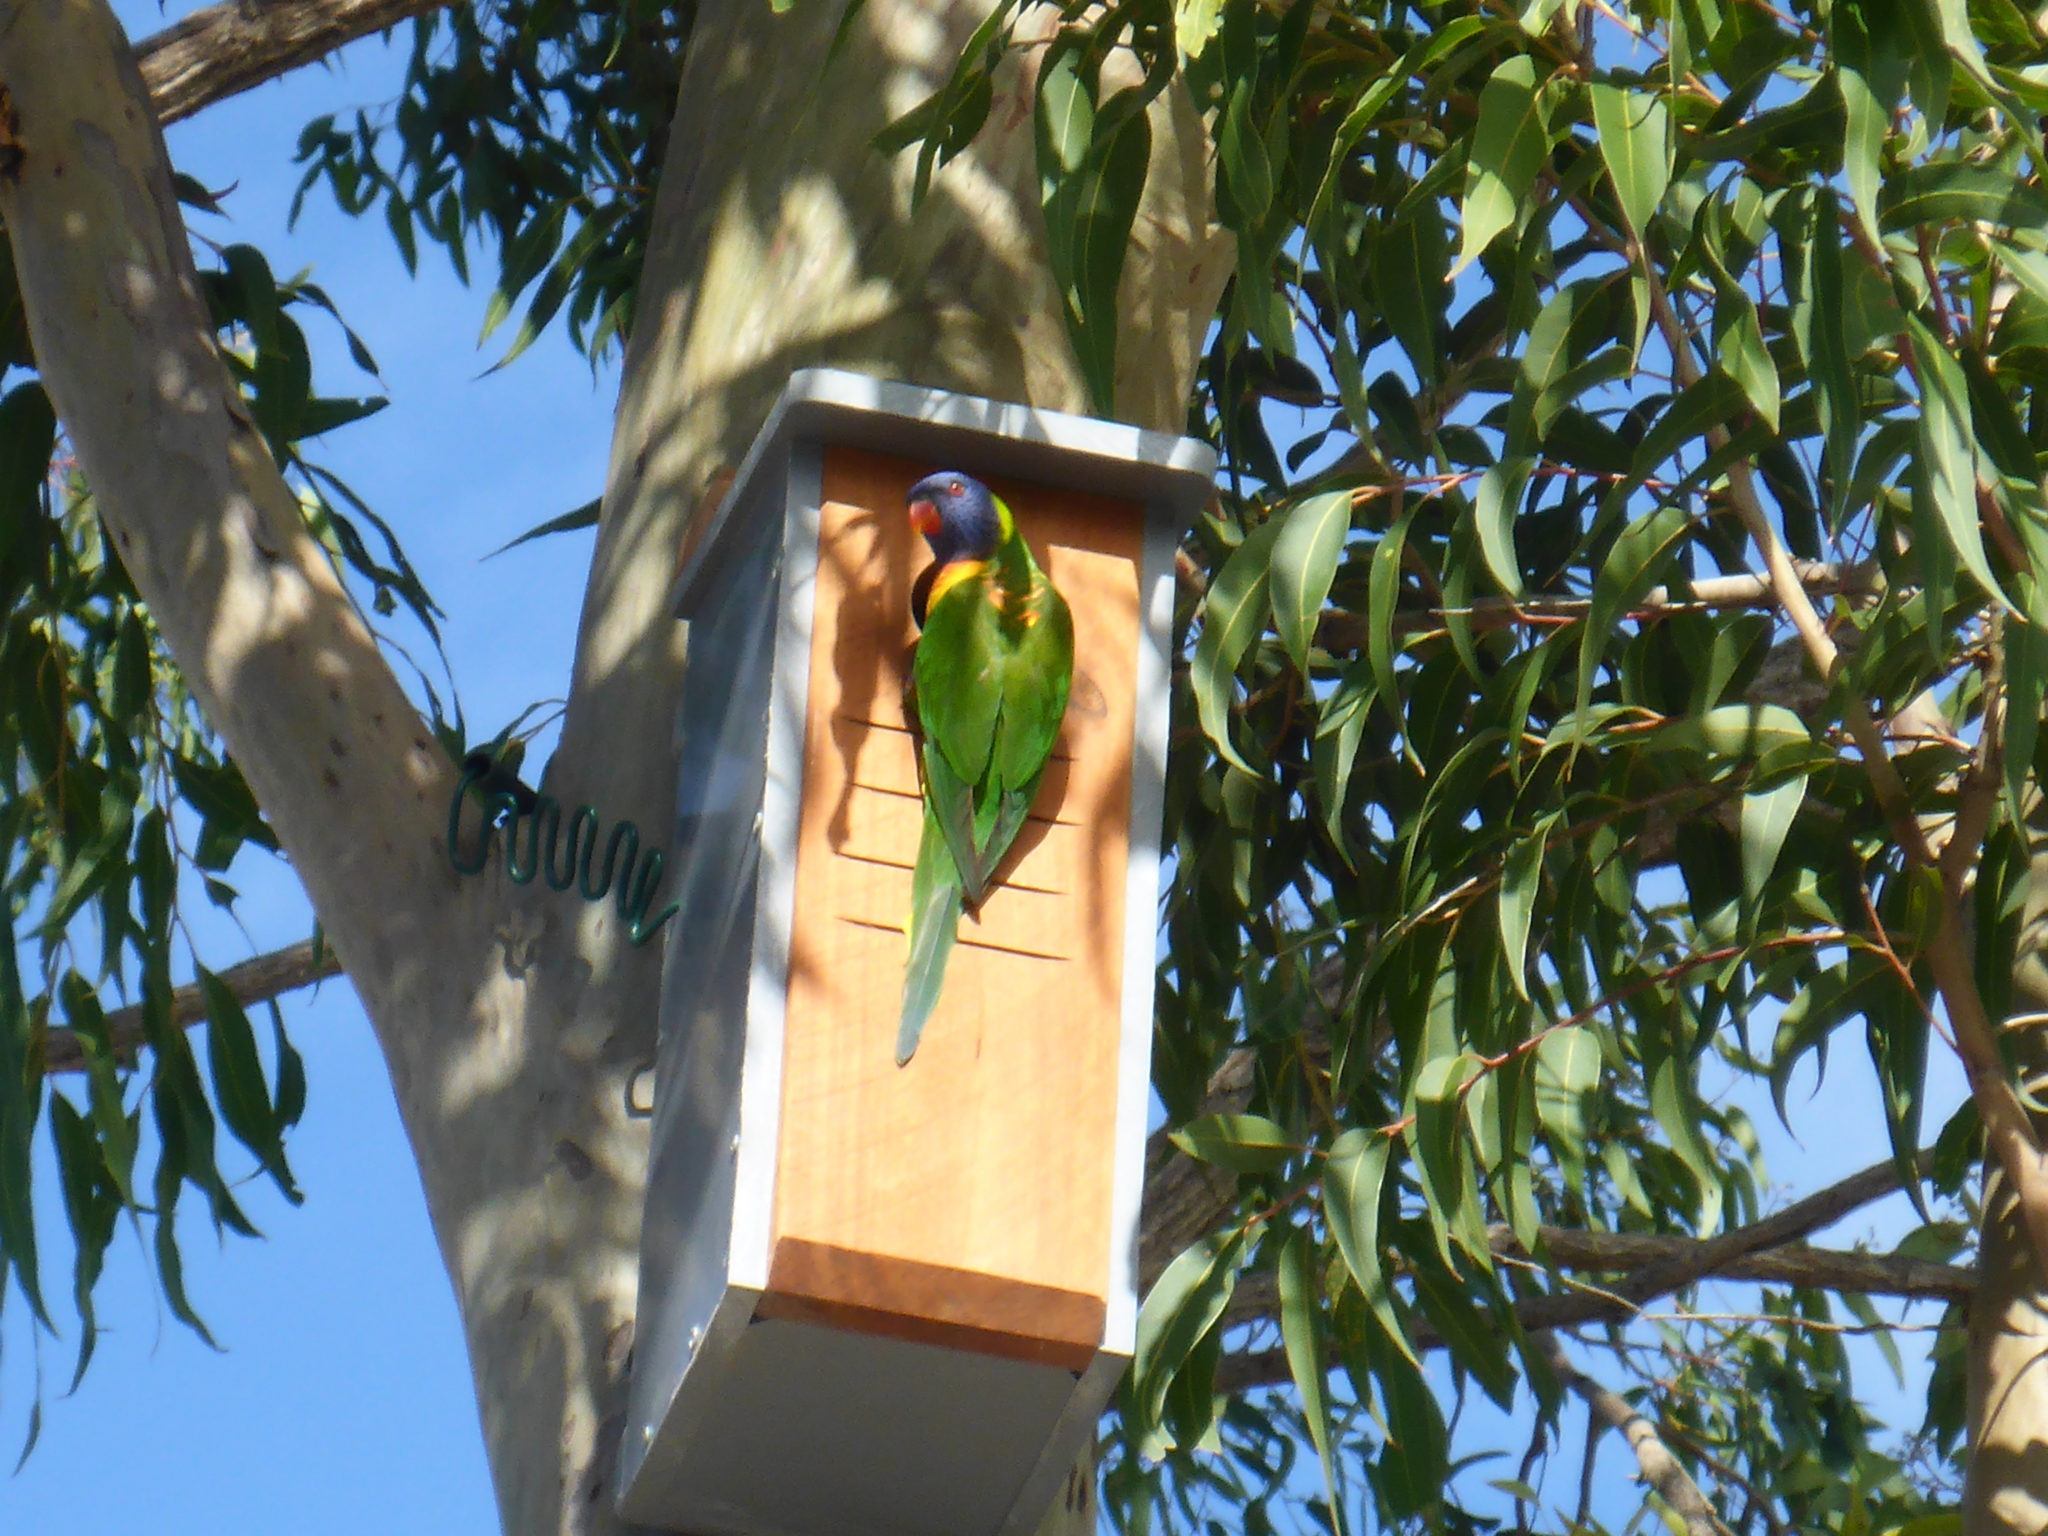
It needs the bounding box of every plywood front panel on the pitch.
[767,443,1143,1366]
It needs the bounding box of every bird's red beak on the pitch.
[908,499,942,537]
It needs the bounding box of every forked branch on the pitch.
[1534,1332,1731,1536]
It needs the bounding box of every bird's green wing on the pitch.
[979,766,1049,900]
[912,571,1004,789]
[989,570,1074,800]
[920,738,989,907]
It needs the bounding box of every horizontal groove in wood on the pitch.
[826,854,1080,960]
[832,781,1082,895]
[834,846,1068,899]
[837,724,1080,819]
[843,711,1077,765]
[842,774,1077,831]
[836,913,1070,964]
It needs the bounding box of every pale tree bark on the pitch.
[0,0,490,1118]
[0,3,1228,1535]
[1968,831,2048,1534]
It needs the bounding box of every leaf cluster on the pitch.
[289,0,692,367]
[0,191,443,1448]
[876,0,2048,1526]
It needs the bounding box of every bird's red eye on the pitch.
[948,480,963,495]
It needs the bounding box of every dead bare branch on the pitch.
[42,938,345,1074]
[136,0,454,126]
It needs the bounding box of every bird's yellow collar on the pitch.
[926,559,989,611]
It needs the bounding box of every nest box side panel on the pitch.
[621,485,787,1508]
[765,443,1143,1369]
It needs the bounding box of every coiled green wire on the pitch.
[446,757,679,945]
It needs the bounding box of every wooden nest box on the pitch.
[619,370,1215,1536]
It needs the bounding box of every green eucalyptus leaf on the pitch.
[1803,189,1859,523]
[0,921,50,1328]
[1576,502,1690,723]
[1192,516,1285,773]
[1648,1056,1723,1232]
[1278,1228,1342,1527]
[1475,457,1532,599]
[1590,84,1670,243]
[1373,1329,1450,1518]
[1906,313,2011,611]
[1374,211,1445,385]
[1408,1052,1489,1270]
[1369,497,1422,757]
[1323,1127,1412,1361]
[1458,56,1549,273]
[1866,970,1932,1221]
[2008,598,2048,825]
[1715,290,1780,433]
[1169,1112,1297,1172]
[1219,80,1274,228]
[1270,490,1351,674]
[1880,161,2048,237]
[1499,812,1556,1001]
[198,968,300,1203]
[1408,1249,1516,1409]
[1175,0,1224,58]
[47,1094,116,1391]
[1130,1228,1244,1433]
[484,498,602,561]
[1740,774,1806,908]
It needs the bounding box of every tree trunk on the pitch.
[1968,836,2048,1534]
[0,1,1228,1533]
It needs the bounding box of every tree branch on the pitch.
[1315,560,1880,654]
[41,938,344,1075]
[1533,1332,1731,1536]
[1216,1234,1970,1353]
[1495,1229,1972,1303]
[1208,1153,1966,1390]
[1563,1152,1932,1314]
[1634,222,2048,1272]
[136,0,454,127]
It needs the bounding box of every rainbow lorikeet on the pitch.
[897,471,1075,1066]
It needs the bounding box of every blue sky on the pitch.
[0,6,1971,1532]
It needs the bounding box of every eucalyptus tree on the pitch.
[0,0,2040,1532]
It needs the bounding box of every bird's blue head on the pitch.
[907,471,1008,566]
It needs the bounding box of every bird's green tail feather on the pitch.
[898,808,962,1066]
[981,764,1047,895]
[921,737,1042,909]
[922,740,985,905]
